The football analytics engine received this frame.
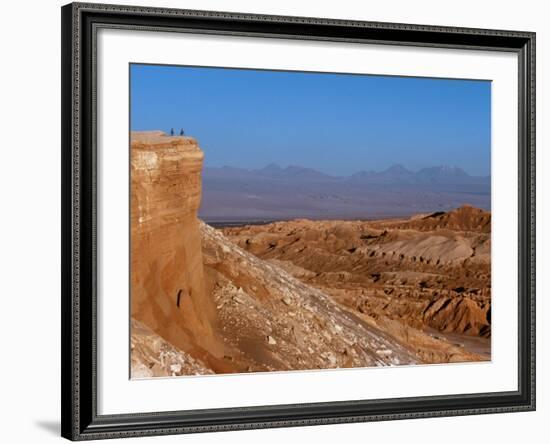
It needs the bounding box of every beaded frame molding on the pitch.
[61,2,536,440]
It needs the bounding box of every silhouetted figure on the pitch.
[179,128,185,136]
[170,128,174,136]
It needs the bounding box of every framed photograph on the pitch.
[61,2,536,440]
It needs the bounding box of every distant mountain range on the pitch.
[199,163,491,222]
[351,164,490,185]
[204,163,490,186]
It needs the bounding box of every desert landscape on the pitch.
[130,132,491,378]
[200,161,490,222]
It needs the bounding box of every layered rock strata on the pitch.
[222,207,492,341]
[131,131,224,365]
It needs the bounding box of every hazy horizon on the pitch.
[202,161,490,178]
[130,64,491,177]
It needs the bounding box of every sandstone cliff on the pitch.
[131,131,224,365]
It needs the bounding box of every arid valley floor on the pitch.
[130,132,491,378]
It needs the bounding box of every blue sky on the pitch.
[130,64,491,176]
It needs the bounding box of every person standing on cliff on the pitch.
[170,128,174,136]
[179,128,185,136]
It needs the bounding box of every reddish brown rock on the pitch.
[374,204,491,233]
[131,131,224,365]
[221,207,492,344]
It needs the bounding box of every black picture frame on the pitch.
[61,2,536,440]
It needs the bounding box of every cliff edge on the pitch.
[131,131,224,364]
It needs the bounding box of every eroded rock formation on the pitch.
[200,221,422,371]
[131,131,224,365]
[222,207,492,342]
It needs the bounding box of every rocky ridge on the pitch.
[222,206,491,340]
[200,221,422,372]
